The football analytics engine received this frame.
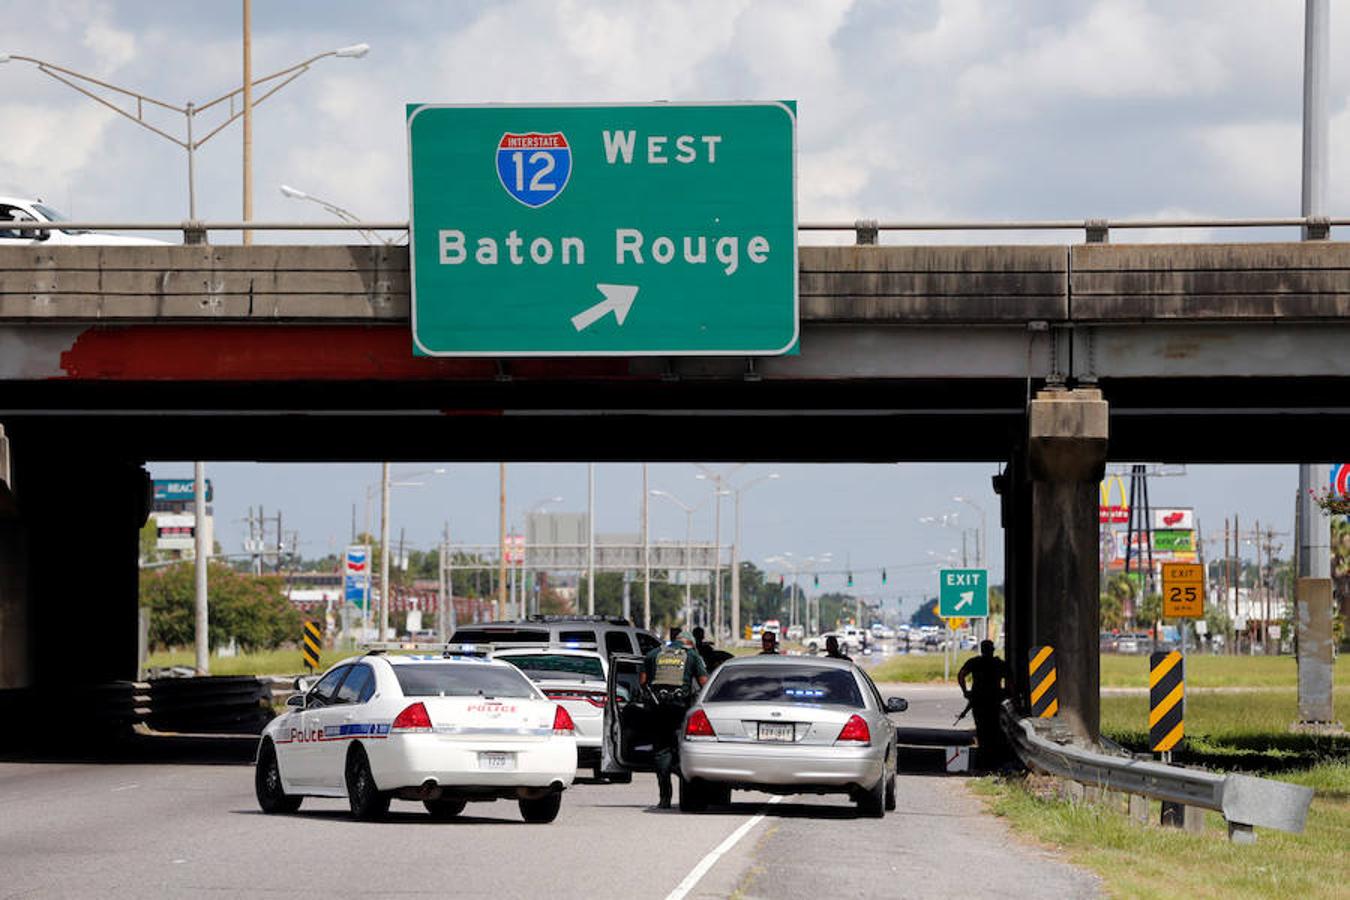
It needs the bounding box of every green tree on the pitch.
[1100,572,1134,631]
[1136,592,1163,631]
[140,561,301,652]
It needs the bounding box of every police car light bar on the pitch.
[361,641,453,654]
[445,640,601,655]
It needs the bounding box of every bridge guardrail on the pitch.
[2,215,1344,245]
[1000,701,1314,840]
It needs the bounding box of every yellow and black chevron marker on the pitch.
[1028,645,1058,718]
[302,621,322,672]
[1149,650,1184,752]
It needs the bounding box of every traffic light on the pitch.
[847,571,854,587]
[813,573,819,587]
[778,574,785,587]
[881,568,888,584]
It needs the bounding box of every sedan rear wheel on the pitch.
[345,746,390,821]
[679,778,709,813]
[255,741,302,814]
[518,793,562,823]
[884,772,897,811]
[855,774,886,818]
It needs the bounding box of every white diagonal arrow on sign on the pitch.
[955,591,974,611]
[571,284,638,332]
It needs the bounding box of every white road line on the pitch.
[664,796,783,900]
[110,783,140,792]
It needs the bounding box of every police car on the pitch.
[490,645,625,782]
[254,649,578,822]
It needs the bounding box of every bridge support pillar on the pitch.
[0,425,30,689]
[1027,387,1108,744]
[5,427,150,687]
[994,449,1034,707]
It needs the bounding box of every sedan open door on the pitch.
[601,653,658,776]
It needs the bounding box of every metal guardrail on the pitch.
[2,214,1343,244]
[1000,702,1315,839]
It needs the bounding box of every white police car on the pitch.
[254,650,578,822]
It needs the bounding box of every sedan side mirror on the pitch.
[285,693,305,709]
[885,696,908,713]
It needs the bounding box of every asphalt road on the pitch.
[0,686,1098,900]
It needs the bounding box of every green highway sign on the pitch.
[407,102,797,356]
[938,568,989,618]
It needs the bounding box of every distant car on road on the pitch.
[604,654,908,816]
[255,651,577,822]
[802,631,843,654]
[0,197,168,246]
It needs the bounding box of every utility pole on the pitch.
[437,522,451,643]
[642,463,651,629]
[379,462,391,640]
[275,509,283,574]
[193,462,209,674]
[1298,0,1337,726]
[498,463,507,619]
[587,462,596,615]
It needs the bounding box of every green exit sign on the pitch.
[407,102,797,356]
[938,569,989,618]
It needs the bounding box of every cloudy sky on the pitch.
[3,1,1341,611]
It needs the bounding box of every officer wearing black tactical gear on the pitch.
[640,630,709,808]
[957,639,1011,769]
[824,635,851,661]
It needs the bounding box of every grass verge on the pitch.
[872,651,1349,689]
[145,644,364,677]
[971,767,1349,900]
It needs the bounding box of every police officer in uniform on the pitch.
[639,630,708,808]
[824,635,851,661]
[956,639,1012,769]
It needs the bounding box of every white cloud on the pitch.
[81,20,137,71]
[0,102,116,196]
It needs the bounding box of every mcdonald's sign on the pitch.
[1099,475,1129,524]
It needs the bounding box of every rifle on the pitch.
[953,699,972,726]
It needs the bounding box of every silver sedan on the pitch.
[678,655,907,816]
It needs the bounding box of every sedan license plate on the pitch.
[756,722,794,743]
[478,751,516,771]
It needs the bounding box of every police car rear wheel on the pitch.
[855,774,885,818]
[345,746,390,820]
[424,798,468,819]
[518,793,562,823]
[678,779,709,813]
[255,741,301,814]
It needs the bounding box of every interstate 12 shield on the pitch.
[496,132,572,208]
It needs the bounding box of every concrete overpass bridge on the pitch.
[2,238,1348,744]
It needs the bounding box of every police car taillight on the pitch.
[391,702,432,732]
[684,709,715,740]
[835,714,870,744]
[552,705,575,735]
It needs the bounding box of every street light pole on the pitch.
[242,0,253,245]
[651,488,703,627]
[0,44,369,220]
[953,496,987,568]
[728,473,779,645]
